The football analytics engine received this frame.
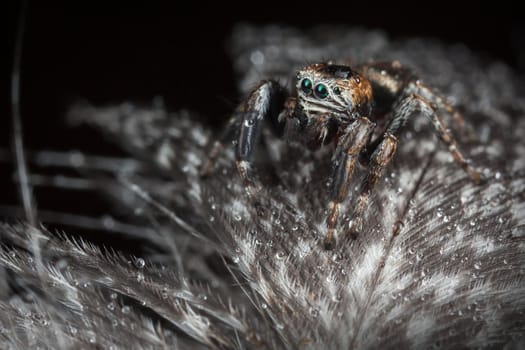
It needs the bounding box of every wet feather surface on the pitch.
[1,26,525,349]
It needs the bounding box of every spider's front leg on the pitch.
[201,80,288,195]
[324,117,375,249]
[349,93,482,236]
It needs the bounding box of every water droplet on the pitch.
[292,225,299,231]
[121,306,131,314]
[211,203,217,210]
[161,288,169,299]
[135,258,145,269]
[69,325,77,335]
[232,256,240,264]
[233,214,242,221]
[494,172,501,180]
[437,208,444,218]
[136,273,144,283]
[107,302,116,311]
[209,215,215,222]
[275,251,285,260]
[250,50,265,65]
[261,303,268,309]
[102,215,115,229]
[332,253,341,262]
[474,262,481,270]
[70,151,85,167]
[309,307,319,317]
[55,259,68,271]
[473,315,483,321]
[497,217,505,224]
[503,259,508,265]
[469,220,476,227]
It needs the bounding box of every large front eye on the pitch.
[314,84,329,99]
[300,78,313,94]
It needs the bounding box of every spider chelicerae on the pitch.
[201,61,481,249]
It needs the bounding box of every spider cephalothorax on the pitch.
[296,63,372,119]
[201,61,481,249]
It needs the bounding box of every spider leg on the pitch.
[350,132,397,236]
[200,115,239,177]
[406,81,470,133]
[324,117,375,249]
[404,94,481,182]
[350,93,481,236]
[201,80,288,194]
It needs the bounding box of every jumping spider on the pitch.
[201,61,481,249]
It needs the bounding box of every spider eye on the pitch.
[300,78,313,94]
[314,84,329,99]
[333,86,341,95]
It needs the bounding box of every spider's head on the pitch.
[296,63,372,119]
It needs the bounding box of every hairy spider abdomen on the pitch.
[357,61,416,115]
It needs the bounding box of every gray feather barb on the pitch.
[1,26,524,349]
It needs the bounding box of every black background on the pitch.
[5,2,523,147]
[3,1,523,249]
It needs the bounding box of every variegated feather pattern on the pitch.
[1,26,524,349]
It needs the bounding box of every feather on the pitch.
[1,26,525,349]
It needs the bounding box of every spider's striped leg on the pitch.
[407,81,476,140]
[324,117,375,249]
[349,133,398,237]
[404,94,481,182]
[200,114,239,177]
[235,81,288,195]
[349,93,481,236]
[200,80,287,193]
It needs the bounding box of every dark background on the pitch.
[3,1,523,250]
[7,2,524,137]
